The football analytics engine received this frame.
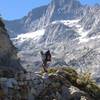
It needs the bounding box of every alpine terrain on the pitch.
[5,0,100,84]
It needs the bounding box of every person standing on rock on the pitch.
[40,50,51,72]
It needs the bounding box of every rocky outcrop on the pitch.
[0,67,100,100]
[0,18,24,73]
[27,67,100,100]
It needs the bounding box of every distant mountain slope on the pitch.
[5,5,47,37]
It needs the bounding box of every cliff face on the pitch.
[0,18,24,72]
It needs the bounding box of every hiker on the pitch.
[40,50,51,72]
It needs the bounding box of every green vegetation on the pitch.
[41,67,100,99]
[77,72,100,99]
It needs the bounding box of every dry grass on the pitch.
[40,67,100,99]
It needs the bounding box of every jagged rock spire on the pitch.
[39,0,83,27]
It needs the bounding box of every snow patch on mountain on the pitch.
[51,19,80,26]
[12,29,45,43]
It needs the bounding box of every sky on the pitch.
[0,0,100,20]
[80,0,100,5]
[0,0,51,20]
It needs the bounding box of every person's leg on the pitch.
[43,61,48,72]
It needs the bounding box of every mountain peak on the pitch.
[5,0,83,35]
[40,0,83,26]
[51,0,81,7]
[52,0,76,3]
